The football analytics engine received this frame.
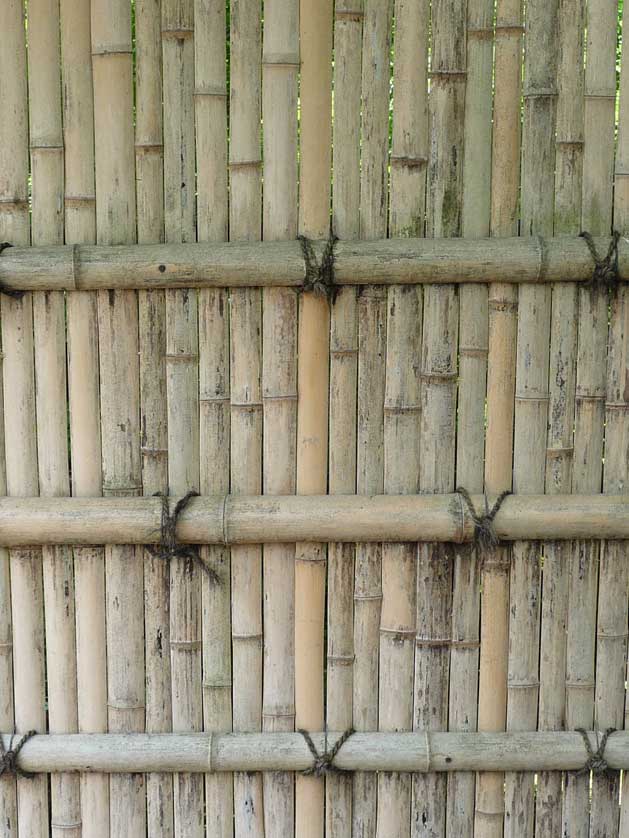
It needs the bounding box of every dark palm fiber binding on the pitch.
[147,491,219,584]
[0,243,25,299]
[457,487,511,552]
[0,730,36,779]
[579,230,621,292]
[299,727,355,777]
[298,231,339,304]
[575,727,617,776]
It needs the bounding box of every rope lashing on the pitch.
[457,487,511,552]
[0,730,36,779]
[575,727,617,776]
[0,243,25,300]
[298,231,339,303]
[579,230,621,291]
[147,492,219,584]
[299,728,355,777]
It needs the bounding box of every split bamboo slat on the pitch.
[63,1,107,836]
[195,3,232,837]
[295,0,333,836]
[262,1,299,835]
[136,0,170,835]
[506,0,557,834]
[355,2,391,833]
[91,4,145,838]
[0,3,37,837]
[229,0,264,835]
[327,4,361,835]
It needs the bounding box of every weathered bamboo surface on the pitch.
[2,494,629,545]
[7,731,629,774]
[1,235,628,290]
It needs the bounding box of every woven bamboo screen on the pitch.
[0,0,628,837]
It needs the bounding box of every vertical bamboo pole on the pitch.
[28,3,81,836]
[585,3,622,835]
[136,1,170,835]
[195,3,232,835]
[505,0,557,834]
[161,2,203,835]
[474,0,522,834]
[448,0,492,830]
[376,0,427,833]
[536,1,582,834]
[0,3,30,834]
[614,7,629,831]
[353,2,391,834]
[92,4,145,836]
[63,1,107,835]
[295,1,332,837]
[229,0,264,834]
[413,0,464,833]
[327,4,362,836]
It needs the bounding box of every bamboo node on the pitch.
[299,728,354,777]
[298,231,339,303]
[575,728,617,776]
[0,243,25,300]
[147,492,220,584]
[457,487,511,553]
[580,230,620,293]
[390,155,428,169]
[0,730,37,779]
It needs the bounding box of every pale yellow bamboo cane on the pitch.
[0,2,29,832]
[136,1,170,835]
[295,1,333,836]
[92,3,145,835]
[475,0,522,833]
[262,0,299,834]
[29,3,81,835]
[229,0,265,834]
[195,2,232,835]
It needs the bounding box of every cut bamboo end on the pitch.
[0,494,629,546]
[6,731,629,773]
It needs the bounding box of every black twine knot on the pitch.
[147,492,219,584]
[457,487,511,552]
[298,232,339,304]
[0,243,25,300]
[579,230,621,292]
[0,730,36,779]
[299,727,354,777]
[576,727,617,776]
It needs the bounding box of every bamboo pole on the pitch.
[195,2,232,835]
[475,0,522,832]
[229,0,264,834]
[5,730,629,773]
[262,1,299,832]
[4,234,629,290]
[136,1,170,836]
[295,1,333,836]
[62,0,107,835]
[582,4,620,835]
[377,0,427,831]
[29,3,81,836]
[505,0,557,833]
[536,1,582,833]
[449,0,492,831]
[0,3,29,832]
[327,2,362,835]
[161,1,203,834]
[91,3,145,836]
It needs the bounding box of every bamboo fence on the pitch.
[0,2,628,837]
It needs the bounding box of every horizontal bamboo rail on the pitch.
[4,731,629,773]
[0,235,625,291]
[1,494,629,546]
